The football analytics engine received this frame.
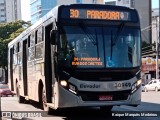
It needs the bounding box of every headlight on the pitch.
[60,80,68,87]
[131,79,142,93]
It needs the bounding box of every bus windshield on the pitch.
[59,25,141,68]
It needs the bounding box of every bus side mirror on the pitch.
[50,29,57,45]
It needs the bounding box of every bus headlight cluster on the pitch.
[60,80,77,94]
[131,79,142,93]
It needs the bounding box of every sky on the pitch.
[21,0,159,22]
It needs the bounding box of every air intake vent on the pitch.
[73,71,134,81]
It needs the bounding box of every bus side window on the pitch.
[28,33,35,61]
[30,32,35,47]
[13,44,18,65]
[17,42,22,64]
[28,35,30,48]
[35,27,44,59]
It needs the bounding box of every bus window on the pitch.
[37,27,43,43]
[28,35,30,48]
[13,44,18,65]
[35,27,44,59]
[17,42,22,65]
[35,43,43,59]
[30,32,35,47]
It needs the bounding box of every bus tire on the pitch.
[42,87,49,112]
[18,95,25,103]
[100,106,113,112]
[39,85,52,114]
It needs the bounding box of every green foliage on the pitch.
[0,20,31,69]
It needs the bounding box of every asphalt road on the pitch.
[0,91,160,120]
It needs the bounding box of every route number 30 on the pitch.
[70,9,79,18]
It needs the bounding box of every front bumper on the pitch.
[58,85,141,108]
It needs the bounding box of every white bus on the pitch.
[8,4,142,112]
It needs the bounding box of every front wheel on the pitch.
[41,87,49,111]
[100,106,113,112]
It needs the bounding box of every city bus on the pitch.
[8,4,142,112]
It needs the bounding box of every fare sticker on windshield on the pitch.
[70,9,130,21]
[72,57,103,66]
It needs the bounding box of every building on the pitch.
[30,0,104,24]
[0,0,21,23]
[141,57,160,84]
[152,8,159,44]
[105,0,152,44]
[30,0,56,24]
[141,8,160,83]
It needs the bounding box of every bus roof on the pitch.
[8,4,137,47]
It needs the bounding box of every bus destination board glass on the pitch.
[69,9,130,21]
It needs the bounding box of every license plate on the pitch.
[99,95,113,101]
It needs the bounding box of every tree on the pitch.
[0,20,31,83]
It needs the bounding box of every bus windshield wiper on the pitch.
[110,30,113,60]
[79,22,99,58]
[112,22,125,46]
[79,22,97,45]
[110,22,125,60]
[95,29,99,58]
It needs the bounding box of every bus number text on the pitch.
[114,82,131,88]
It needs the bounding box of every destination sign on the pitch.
[70,9,130,20]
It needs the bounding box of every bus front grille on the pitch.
[78,90,131,101]
[73,71,134,81]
